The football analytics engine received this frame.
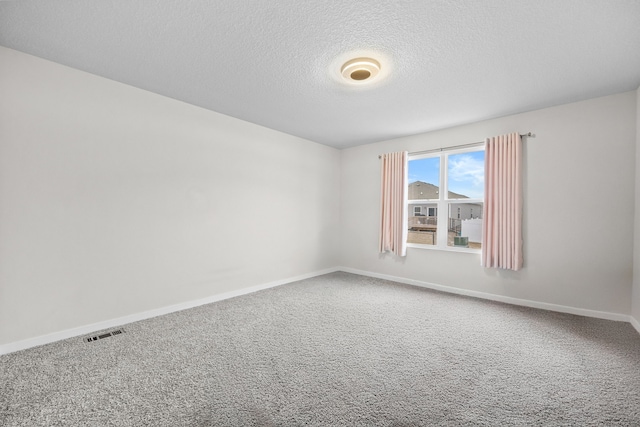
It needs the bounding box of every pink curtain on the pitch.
[482,133,523,270]
[379,151,408,256]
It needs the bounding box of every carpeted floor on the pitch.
[1,272,640,426]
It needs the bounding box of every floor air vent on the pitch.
[85,328,125,343]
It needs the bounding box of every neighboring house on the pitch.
[407,181,483,245]
[408,181,466,200]
[408,181,482,221]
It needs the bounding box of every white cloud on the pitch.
[448,155,484,197]
[448,155,484,186]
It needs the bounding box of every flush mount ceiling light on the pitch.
[340,57,381,84]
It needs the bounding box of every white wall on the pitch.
[341,92,637,315]
[633,87,640,325]
[1,45,637,349]
[0,47,340,346]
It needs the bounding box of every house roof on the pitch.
[1,1,639,148]
[408,181,469,201]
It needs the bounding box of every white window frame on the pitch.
[407,146,484,253]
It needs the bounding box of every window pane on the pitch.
[447,151,484,199]
[408,157,440,200]
[408,203,437,245]
[447,203,483,249]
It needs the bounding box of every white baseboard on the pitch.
[631,316,640,335]
[338,267,631,323]
[3,266,636,356]
[0,267,339,356]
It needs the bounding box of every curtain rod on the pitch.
[378,132,534,159]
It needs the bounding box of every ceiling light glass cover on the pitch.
[341,57,381,84]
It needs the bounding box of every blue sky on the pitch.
[408,157,440,187]
[408,151,485,198]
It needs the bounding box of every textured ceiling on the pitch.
[1,1,639,148]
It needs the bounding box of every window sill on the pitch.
[406,243,481,254]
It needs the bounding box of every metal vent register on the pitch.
[85,328,125,343]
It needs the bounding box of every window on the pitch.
[407,147,485,250]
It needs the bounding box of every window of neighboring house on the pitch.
[407,147,485,251]
[414,206,422,216]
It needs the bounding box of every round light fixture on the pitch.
[340,57,381,83]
